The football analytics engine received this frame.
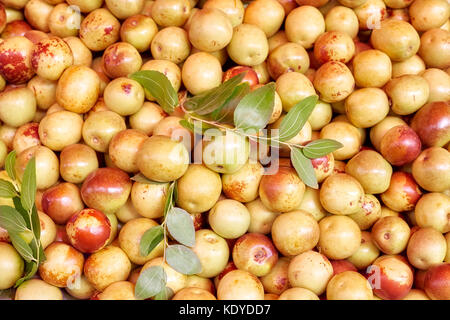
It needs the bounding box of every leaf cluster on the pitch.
[135,181,200,300]
[128,70,345,299]
[131,71,343,188]
[0,151,45,287]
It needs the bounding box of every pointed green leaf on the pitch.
[30,205,40,242]
[0,179,18,198]
[163,182,177,217]
[130,70,178,114]
[28,235,43,264]
[179,119,212,135]
[135,266,167,300]
[37,241,45,263]
[13,197,30,228]
[9,232,35,263]
[184,73,246,115]
[278,95,319,142]
[211,82,251,123]
[179,119,195,133]
[20,157,36,212]
[303,139,344,159]
[28,204,45,262]
[290,147,319,189]
[139,226,164,256]
[15,261,38,288]
[234,83,275,131]
[165,245,202,275]
[5,151,16,181]
[166,207,195,247]
[0,206,28,233]
[153,287,174,300]
[173,181,178,204]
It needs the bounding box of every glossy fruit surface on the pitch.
[66,208,111,253]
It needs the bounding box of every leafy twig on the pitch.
[0,153,45,287]
[135,181,200,300]
[129,70,345,300]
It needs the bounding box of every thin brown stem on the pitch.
[183,111,306,150]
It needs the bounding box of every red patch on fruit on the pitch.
[311,155,330,172]
[81,167,131,203]
[366,257,414,300]
[191,212,204,231]
[67,208,111,253]
[275,277,287,291]
[121,83,132,94]
[223,180,247,202]
[23,123,39,139]
[0,49,32,84]
[401,172,422,206]
[253,247,268,263]
[103,45,127,75]
[319,46,330,64]
[2,20,32,38]
[362,200,375,215]
[90,291,101,300]
[374,266,412,300]
[424,263,450,300]
[31,41,54,70]
[331,260,357,275]
[104,26,113,35]
[0,226,10,242]
[217,262,237,281]
[223,66,259,86]
[55,225,70,244]
[410,101,450,148]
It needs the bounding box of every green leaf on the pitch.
[249,134,280,149]
[278,95,318,142]
[179,119,209,135]
[303,139,344,159]
[234,82,275,131]
[165,245,202,275]
[135,266,167,300]
[9,232,35,263]
[179,119,195,133]
[163,182,177,217]
[37,241,45,263]
[166,207,195,247]
[28,204,45,263]
[15,261,38,288]
[0,206,28,233]
[184,73,246,115]
[139,226,164,257]
[131,173,167,185]
[0,179,18,198]
[30,205,40,241]
[153,287,174,300]
[130,70,178,114]
[13,197,30,228]
[290,147,319,189]
[173,182,178,204]
[20,157,36,212]
[5,151,16,181]
[211,82,251,123]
